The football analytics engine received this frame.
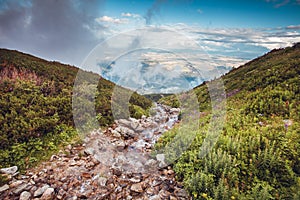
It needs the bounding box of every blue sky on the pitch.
[0,0,299,68]
[103,0,300,27]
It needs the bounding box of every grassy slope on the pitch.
[0,49,152,171]
[157,44,300,199]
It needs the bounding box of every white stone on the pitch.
[0,166,18,174]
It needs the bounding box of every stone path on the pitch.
[0,104,191,199]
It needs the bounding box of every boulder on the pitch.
[34,184,50,197]
[0,184,9,193]
[20,191,31,200]
[12,183,31,195]
[156,154,167,168]
[84,147,95,156]
[0,166,18,175]
[40,187,55,200]
[130,183,143,193]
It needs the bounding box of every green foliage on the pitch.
[156,43,300,199]
[0,49,152,172]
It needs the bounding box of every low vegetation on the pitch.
[156,43,300,199]
[0,49,152,175]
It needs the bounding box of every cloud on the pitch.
[0,0,105,66]
[265,0,300,7]
[144,0,167,25]
[96,16,128,24]
[286,25,300,29]
[121,12,140,18]
[197,9,203,14]
[275,0,290,8]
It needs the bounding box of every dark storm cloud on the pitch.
[0,0,105,66]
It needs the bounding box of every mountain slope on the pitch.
[157,43,300,199]
[0,49,152,171]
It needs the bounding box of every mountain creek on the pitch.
[0,104,191,200]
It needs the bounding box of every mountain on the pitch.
[157,43,300,199]
[0,49,152,172]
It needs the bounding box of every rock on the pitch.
[97,177,107,187]
[50,155,59,161]
[175,188,189,198]
[111,129,121,138]
[0,184,9,193]
[34,184,50,197]
[168,169,175,175]
[156,154,167,168]
[10,180,23,187]
[130,119,140,130]
[84,147,95,156]
[13,183,31,195]
[20,191,31,200]
[149,195,162,200]
[145,159,158,168]
[116,140,126,151]
[129,177,141,183]
[111,167,122,176]
[170,108,180,114]
[117,119,132,127]
[130,183,143,193]
[81,172,92,179]
[0,166,18,175]
[57,189,66,199]
[40,187,54,200]
[170,196,177,200]
[65,196,78,200]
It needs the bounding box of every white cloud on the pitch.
[121,12,140,18]
[96,16,128,24]
[286,25,300,29]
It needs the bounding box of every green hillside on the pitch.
[157,43,300,199]
[0,49,152,171]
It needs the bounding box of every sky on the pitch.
[0,0,300,92]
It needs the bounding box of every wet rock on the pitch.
[34,184,50,197]
[0,166,18,175]
[40,187,54,200]
[20,191,31,200]
[130,183,143,193]
[0,184,9,193]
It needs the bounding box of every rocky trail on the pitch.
[0,104,191,200]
